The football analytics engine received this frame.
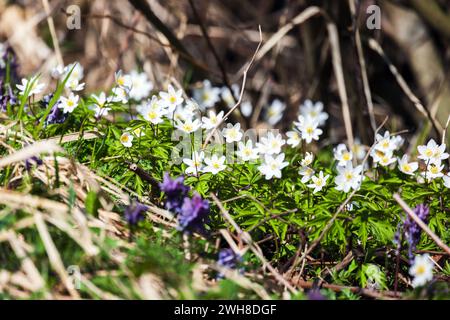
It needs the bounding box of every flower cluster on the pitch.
[217,248,242,278]
[0,79,17,112]
[159,173,210,233]
[394,204,430,264]
[0,43,18,83]
[124,201,148,226]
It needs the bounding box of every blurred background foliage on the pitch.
[1,0,450,149]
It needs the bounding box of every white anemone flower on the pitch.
[299,99,328,126]
[110,86,129,104]
[443,174,450,188]
[222,123,243,143]
[89,92,111,118]
[300,152,314,167]
[221,84,239,108]
[335,161,363,193]
[66,78,85,92]
[58,92,79,114]
[256,132,286,155]
[299,117,322,144]
[299,166,315,183]
[334,144,353,167]
[265,99,286,125]
[16,76,45,97]
[374,131,396,153]
[236,140,259,162]
[193,80,221,110]
[120,132,133,148]
[175,118,201,134]
[423,162,444,181]
[307,171,329,194]
[115,70,133,91]
[409,254,434,288]
[183,151,204,176]
[417,139,448,164]
[258,153,289,180]
[397,154,418,175]
[160,84,184,113]
[142,103,167,124]
[202,110,224,130]
[64,62,84,81]
[378,151,397,167]
[203,154,226,174]
[240,100,253,117]
[286,130,301,148]
[129,70,153,100]
[352,138,367,160]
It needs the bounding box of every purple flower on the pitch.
[307,289,327,300]
[0,80,17,112]
[218,248,241,269]
[217,248,242,278]
[124,201,148,226]
[159,172,190,214]
[394,204,430,264]
[405,204,430,263]
[0,45,19,84]
[177,193,209,233]
[43,94,66,126]
[25,156,43,171]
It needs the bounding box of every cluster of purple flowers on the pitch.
[42,94,67,126]
[217,248,241,269]
[0,45,18,83]
[159,172,210,234]
[216,248,243,279]
[394,204,430,264]
[124,200,148,226]
[0,80,17,113]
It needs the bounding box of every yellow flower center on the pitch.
[416,265,426,275]
[402,164,411,172]
[202,92,210,101]
[342,153,351,161]
[430,166,439,174]
[170,96,176,104]
[148,111,157,119]
[425,149,433,157]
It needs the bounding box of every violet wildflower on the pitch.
[43,94,66,126]
[177,193,210,233]
[0,45,19,83]
[0,80,17,112]
[159,172,190,214]
[394,204,430,264]
[405,204,430,263]
[307,289,327,300]
[218,248,241,270]
[124,201,148,226]
[217,248,243,278]
[25,156,43,171]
